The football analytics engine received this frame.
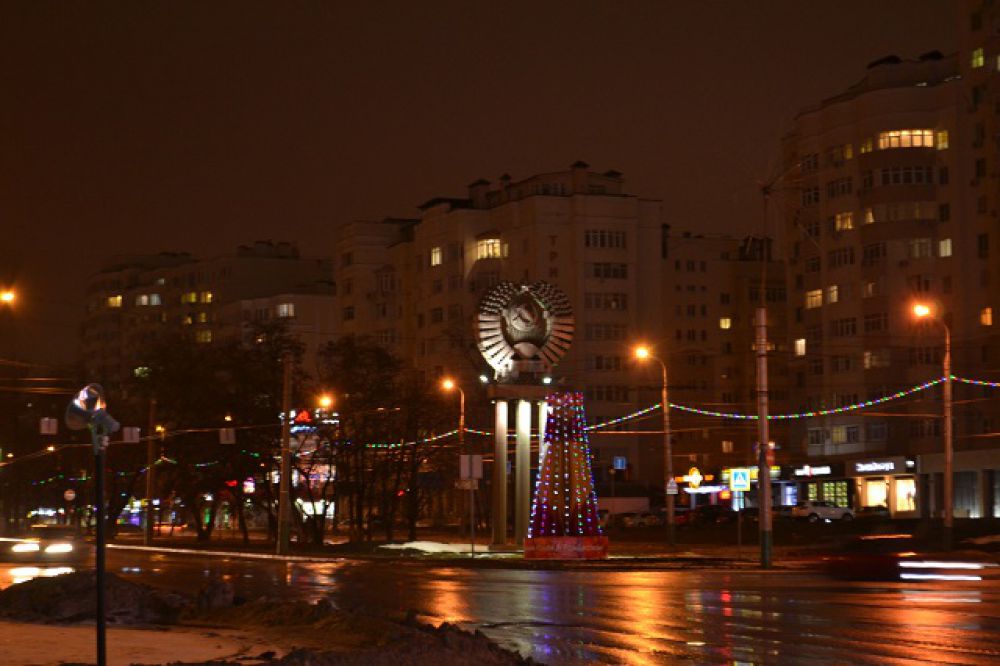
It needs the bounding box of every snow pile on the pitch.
[0,571,186,624]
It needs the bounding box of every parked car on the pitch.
[634,511,662,527]
[791,500,854,522]
[690,504,736,525]
[618,512,641,528]
[5,524,91,563]
[856,505,891,520]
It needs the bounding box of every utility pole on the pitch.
[756,306,773,568]
[276,353,292,555]
[144,398,156,546]
[943,324,953,551]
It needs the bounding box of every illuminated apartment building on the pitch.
[333,163,786,485]
[780,50,998,516]
[82,241,335,388]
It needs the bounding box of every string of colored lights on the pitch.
[585,376,950,429]
[12,375,1000,473]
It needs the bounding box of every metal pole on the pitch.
[491,400,508,545]
[144,398,156,546]
[457,388,472,558]
[661,358,674,546]
[92,430,107,666]
[756,306,773,568]
[277,353,292,555]
[943,324,953,551]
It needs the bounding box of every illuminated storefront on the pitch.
[790,463,850,508]
[848,456,918,517]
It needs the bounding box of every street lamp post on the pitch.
[442,378,472,554]
[635,346,674,546]
[913,303,953,550]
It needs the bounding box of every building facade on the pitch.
[781,44,1000,518]
[82,241,335,388]
[333,163,786,489]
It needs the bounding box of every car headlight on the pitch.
[12,542,40,553]
[44,543,74,554]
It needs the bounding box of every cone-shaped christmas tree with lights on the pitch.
[525,391,608,559]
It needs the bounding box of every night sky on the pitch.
[0,1,956,365]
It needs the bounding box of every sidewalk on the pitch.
[0,620,284,665]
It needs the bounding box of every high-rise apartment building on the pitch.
[334,163,786,487]
[781,48,1000,518]
[82,241,335,387]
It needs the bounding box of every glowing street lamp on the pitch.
[0,289,15,304]
[912,302,953,550]
[441,378,465,450]
[318,394,334,410]
[633,344,675,546]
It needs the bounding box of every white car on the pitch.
[791,500,854,522]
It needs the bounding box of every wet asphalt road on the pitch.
[3,551,1000,665]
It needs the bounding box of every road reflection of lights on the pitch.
[120,567,142,574]
[899,561,991,570]
[900,573,982,582]
[903,590,982,604]
[425,575,467,623]
[9,566,74,585]
[686,641,706,647]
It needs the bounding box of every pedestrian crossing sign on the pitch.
[730,468,751,492]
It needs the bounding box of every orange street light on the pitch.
[911,301,953,550]
[318,394,334,410]
[633,344,675,546]
[441,378,465,450]
[0,289,15,304]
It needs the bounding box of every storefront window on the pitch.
[954,471,979,518]
[822,480,849,507]
[895,477,917,512]
[864,479,888,508]
[807,483,818,501]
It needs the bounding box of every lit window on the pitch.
[939,238,952,257]
[476,238,505,260]
[805,289,823,309]
[106,295,122,308]
[863,207,875,225]
[133,366,151,378]
[197,312,208,324]
[277,303,295,318]
[859,137,873,154]
[149,293,161,306]
[794,338,806,356]
[182,314,193,326]
[719,317,732,330]
[721,440,734,454]
[827,285,839,304]
[135,294,149,307]
[982,307,993,326]
[199,291,213,304]
[182,292,197,304]
[972,47,985,68]
[834,212,853,231]
[935,130,949,149]
[430,246,442,266]
[877,129,934,149]
[195,330,212,343]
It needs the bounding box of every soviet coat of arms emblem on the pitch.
[476,282,574,382]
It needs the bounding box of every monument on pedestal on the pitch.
[476,281,573,548]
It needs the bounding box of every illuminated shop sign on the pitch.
[852,457,906,475]
[794,465,832,477]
